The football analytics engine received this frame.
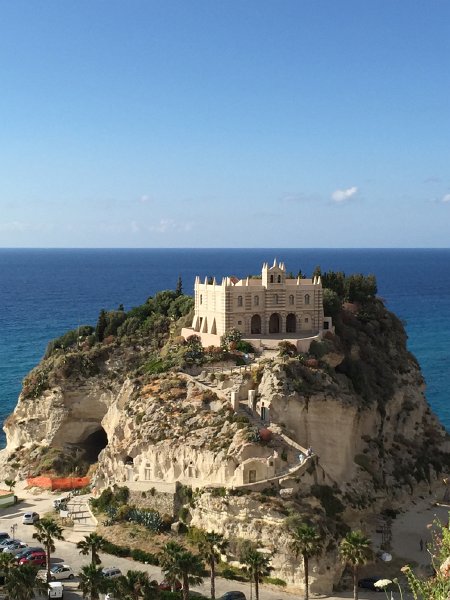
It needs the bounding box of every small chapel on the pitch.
[181,259,331,349]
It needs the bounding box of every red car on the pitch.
[159,579,182,591]
[18,550,46,566]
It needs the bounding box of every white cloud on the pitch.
[331,186,358,203]
[148,219,193,234]
[139,194,152,204]
[0,221,51,233]
[442,194,450,203]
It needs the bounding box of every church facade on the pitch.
[185,260,326,343]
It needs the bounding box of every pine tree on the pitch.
[95,309,108,342]
[176,275,183,296]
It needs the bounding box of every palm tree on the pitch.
[32,517,64,583]
[4,563,48,600]
[78,564,108,600]
[289,522,323,600]
[77,533,107,565]
[159,541,204,600]
[339,530,373,600]
[240,547,272,600]
[197,531,228,600]
[112,569,155,600]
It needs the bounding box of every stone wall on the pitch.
[128,482,182,518]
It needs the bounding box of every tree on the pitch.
[197,531,228,600]
[240,547,272,600]
[77,533,107,566]
[32,517,64,583]
[4,478,15,492]
[4,563,48,600]
[339,530,373,600]
[78,564,108,600]
[112,569,156,600]
[289,523,323,600]
[95,309,108,342]
[159,542,204,600]
[176,275,183,296]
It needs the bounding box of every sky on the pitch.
[0,0,449,248]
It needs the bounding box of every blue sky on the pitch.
[0,1,449,247]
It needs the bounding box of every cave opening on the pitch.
[80,427,108,464]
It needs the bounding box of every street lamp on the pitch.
[10,523,17,540]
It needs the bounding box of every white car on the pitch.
[22,511,40,524]
[49,564,75,580]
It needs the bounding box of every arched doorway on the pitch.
[269,313,281,334]
[286,313,296,333]
[251,314,261,334]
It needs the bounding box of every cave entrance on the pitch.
[79,427,108,464]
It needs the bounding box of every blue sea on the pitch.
[0,248,449,447]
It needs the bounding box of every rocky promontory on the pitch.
[2,281,449,594]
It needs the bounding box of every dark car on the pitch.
[14,546,43,561]
[159,580,182,591]
[217,593,247,600]
[358,577,391,592]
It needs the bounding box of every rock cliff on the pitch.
[1,296,449,595]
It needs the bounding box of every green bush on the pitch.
[264,577,287,587]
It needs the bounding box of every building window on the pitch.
[305,317,309,323]
[277,275,281,283]
[144,467,152,480]
[270,275,274,283]
[254,296,259,306]
[305,294,310,305]
[200,294,203,304]
[249,470,257,483]
[289,294,294,305]
[238,320,242,325]
[237,295,243,307]
[274,294,278,304]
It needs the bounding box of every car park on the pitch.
[217,593,247,600]
[49,564,75,580]
[101,567,122,579]
[22,511,40,524]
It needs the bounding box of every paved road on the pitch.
[0,489,384,600]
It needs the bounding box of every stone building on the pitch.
[182,259,330,348]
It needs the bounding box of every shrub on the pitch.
[264,577,287,587]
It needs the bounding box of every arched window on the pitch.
[200,294,203,304]
[254,296,259,306]
[237,296,243,307]
[289,294,294,305]
[274,294,279,304]
[270,275,274,283]
[277,275,281,283]
[304,294,310,305]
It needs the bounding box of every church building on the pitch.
[182,260,329,348]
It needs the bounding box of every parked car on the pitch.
[22,511,40,524]
[18,549,46,566]
[48,582,64,598]
[358,576,390,591]
[49,564,75,580]
[101,567,122,579]
[14,546,43,561]
[0,533,10,544]
[217,593,247,600]
[159,579,182,591]
[3,540,27,553]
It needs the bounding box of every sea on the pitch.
[0,248,449,447]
